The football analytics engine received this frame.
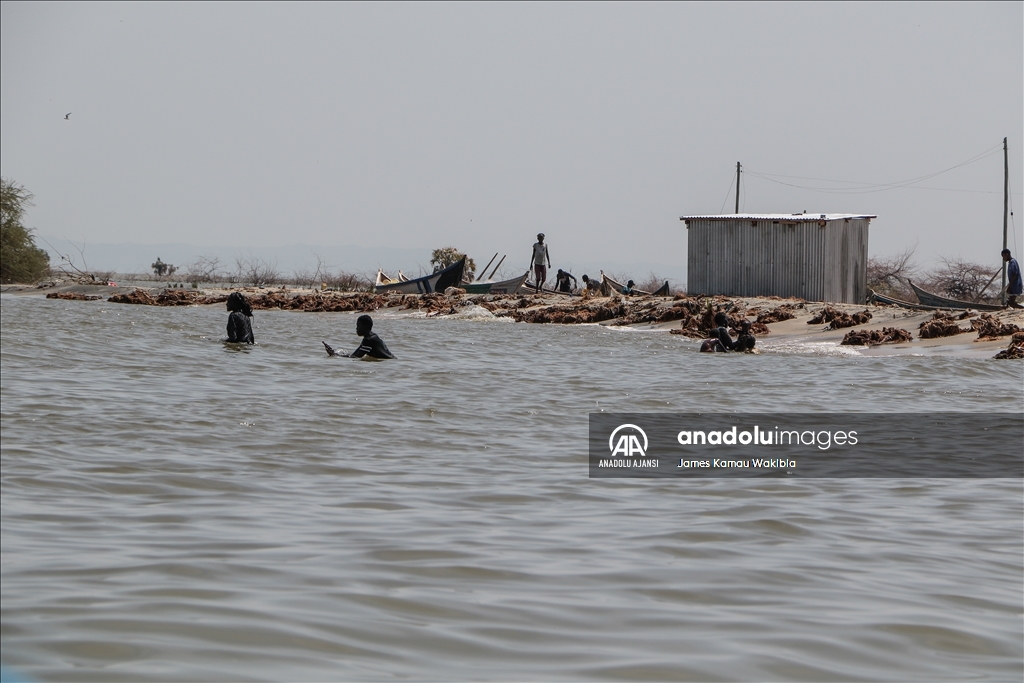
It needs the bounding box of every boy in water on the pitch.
[226,292,255,344]
[323,314,395,359]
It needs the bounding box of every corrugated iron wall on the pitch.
[686,219,869,303]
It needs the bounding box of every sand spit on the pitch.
[5,283,1023,358]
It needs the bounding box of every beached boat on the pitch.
[374,257,466,294]
[867,289,942,311]
[908,280,1002,312]
[374,270,402,286]
[600,272,671,297]
[462,271,529,295]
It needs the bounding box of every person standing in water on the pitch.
[530,233,551,293]
[735,320,756,351]
[700,312,736,352]
[323,314,394,359]
[226,292,255,344]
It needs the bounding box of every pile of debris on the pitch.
[754,305,798,324]
[970,313,1021,341]
[406,292,468,316]
[108,288,227,306]
[106,288,413,312]
[504,300,627,324]
[667,300,777,338]
[475,294,547,313]
[918,311,972,339]
[841,327,913,346]
[808,306,872,329]
[247,291,405,312]
[993,332,1024,359]
[45,291,102,301]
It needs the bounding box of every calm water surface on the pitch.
[2,295,1022,681]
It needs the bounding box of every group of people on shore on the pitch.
[529,233,641,296]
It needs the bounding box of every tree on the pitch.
[184,255,222,283]
[866,246,916,299]
[234,255,280,286]
[924,257,1001,302]
[1,178,50,283]
[430,246,475,282]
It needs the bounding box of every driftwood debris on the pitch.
[808,306,872,329]
[756,306,797,324]
[918,311,972,339]
[841,327,913,346]
[45,291,102,301]
[993,332,1024,359]
[970,313,1021,341]
[107,289,224,306]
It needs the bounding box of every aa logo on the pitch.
[609,424,648,457]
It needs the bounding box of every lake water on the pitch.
[1,295,1022,681]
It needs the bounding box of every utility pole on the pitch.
[735,162,741,214]
[1002,137,1008,305]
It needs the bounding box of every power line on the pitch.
[745,143,1005,194]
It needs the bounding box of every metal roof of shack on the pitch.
[679,213,876,221]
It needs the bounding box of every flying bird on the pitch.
[64,113,71,120]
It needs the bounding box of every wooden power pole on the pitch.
[1002,137,1009,305]
[735,162,741,214]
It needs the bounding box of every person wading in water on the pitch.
[226,292,255,344]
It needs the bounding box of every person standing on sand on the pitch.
[226,292,255,344]
[1003,248,1023,309]
[530,233,551,293]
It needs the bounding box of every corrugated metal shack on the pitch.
[681,213,875,304]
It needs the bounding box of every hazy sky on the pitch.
[2,1,1022,275]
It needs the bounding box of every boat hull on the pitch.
[867,289,940,310]
[908,281,1002,311]
[463,272,529,295]
[600,272,670,297]
[375,257,466,294]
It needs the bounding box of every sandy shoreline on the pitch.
[4,282,1023,358]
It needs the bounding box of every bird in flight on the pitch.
[64,113,71,120]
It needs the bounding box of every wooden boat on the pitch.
[867,288,942,311]
[600,271,671,297]
[462,271,529,295]
[374,270,402,286]
[374,257,466,294]
[908,280,1002,312]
